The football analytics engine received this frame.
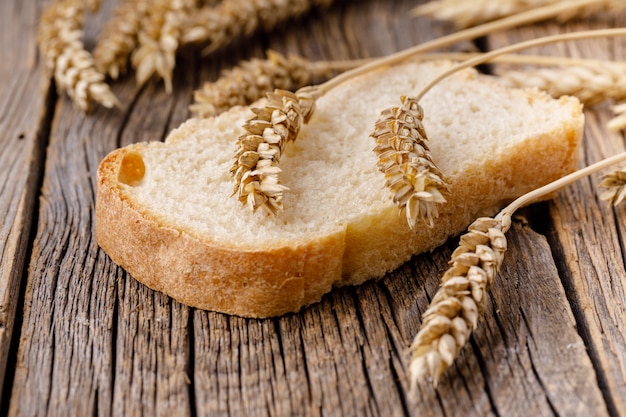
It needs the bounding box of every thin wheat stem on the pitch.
[316,0,607,96]
[413,28,626,102]
[409,151,626,390]
[502,152,626,219]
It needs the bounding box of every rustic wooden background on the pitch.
[1,0,626,416]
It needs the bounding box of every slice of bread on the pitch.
[96,60,583,318]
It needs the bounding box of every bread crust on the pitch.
[96,148,345,317]
[95,62,584,318]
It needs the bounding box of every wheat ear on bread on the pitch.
[96,60,583,318]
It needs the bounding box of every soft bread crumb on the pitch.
[96,60,583,317]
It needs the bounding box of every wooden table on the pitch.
[2,0,626,416]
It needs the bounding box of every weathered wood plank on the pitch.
[8,42,198,417]
[487,16,626,414]
[0,0,52,406]
[5,1,624,416]
[188,2,610,416]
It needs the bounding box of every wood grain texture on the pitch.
[487,15,626,414]
[2,0,626,416]
[0,0,51,406]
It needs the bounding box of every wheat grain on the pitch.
[412,0,625,29]
[190,50,345,118]
[180,0,334,54]
[608,102,626,132]
[230,88,316,214]
[599,167,626,205]
[371,96,449,229]
[93,0,150,80]
[283,3,625,130]
[229,28,626,214]
[409,151,626,390]
[498,62,626,106]
[131,0,197,92]
[38,0,120,112]
[409,215,510,388]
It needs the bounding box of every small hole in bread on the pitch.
[118,151,146,186]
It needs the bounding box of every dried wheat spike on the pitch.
[131,0,197,92]
[190,50,334,118]
[93,0,150,80]
[412,0,625,29]
[608,102,626,132]
[38,0,119,112]
[499,63,626,106]
[231,88,313,214]
[409,215,510,389]
[371,96,449,229]
[599,168,626,205]
[180,0,334,53]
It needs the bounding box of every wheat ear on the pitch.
[180,0,333,54]
[93,0,150,80]
[412,0,625,29]
[230,28,626,214]
[230,88,318,214]
[368,29,626,230]
[37,0,120,112]
[388,28,626,386]
[130,0,198,92]
[599,167,626,205]
[499,62,626,106]
[409,151,626,390]
[226,5,619,213]
[608,102,626,132]
[190,50,366,118]
[271,0,621,123]
[371,96,449,229]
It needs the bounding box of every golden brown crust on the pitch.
[95,66,584,318]
[96,147,345,317]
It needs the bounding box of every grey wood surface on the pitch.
[1,0,624,416]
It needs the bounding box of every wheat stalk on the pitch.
[409,151,626,390]
[229,27,626,214]
[371,96,449,229]
[37,0,120,112]
[190,50,364,118]
[194,50,626,119]
[412,0,625,29]
[265,1,621,123]
[230,88,318,214]
[93,0,150,80]
[225,5,623,213]
[368,29,626,228]
[180,0,334,54]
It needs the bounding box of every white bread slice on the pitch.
[96,60,583,318]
